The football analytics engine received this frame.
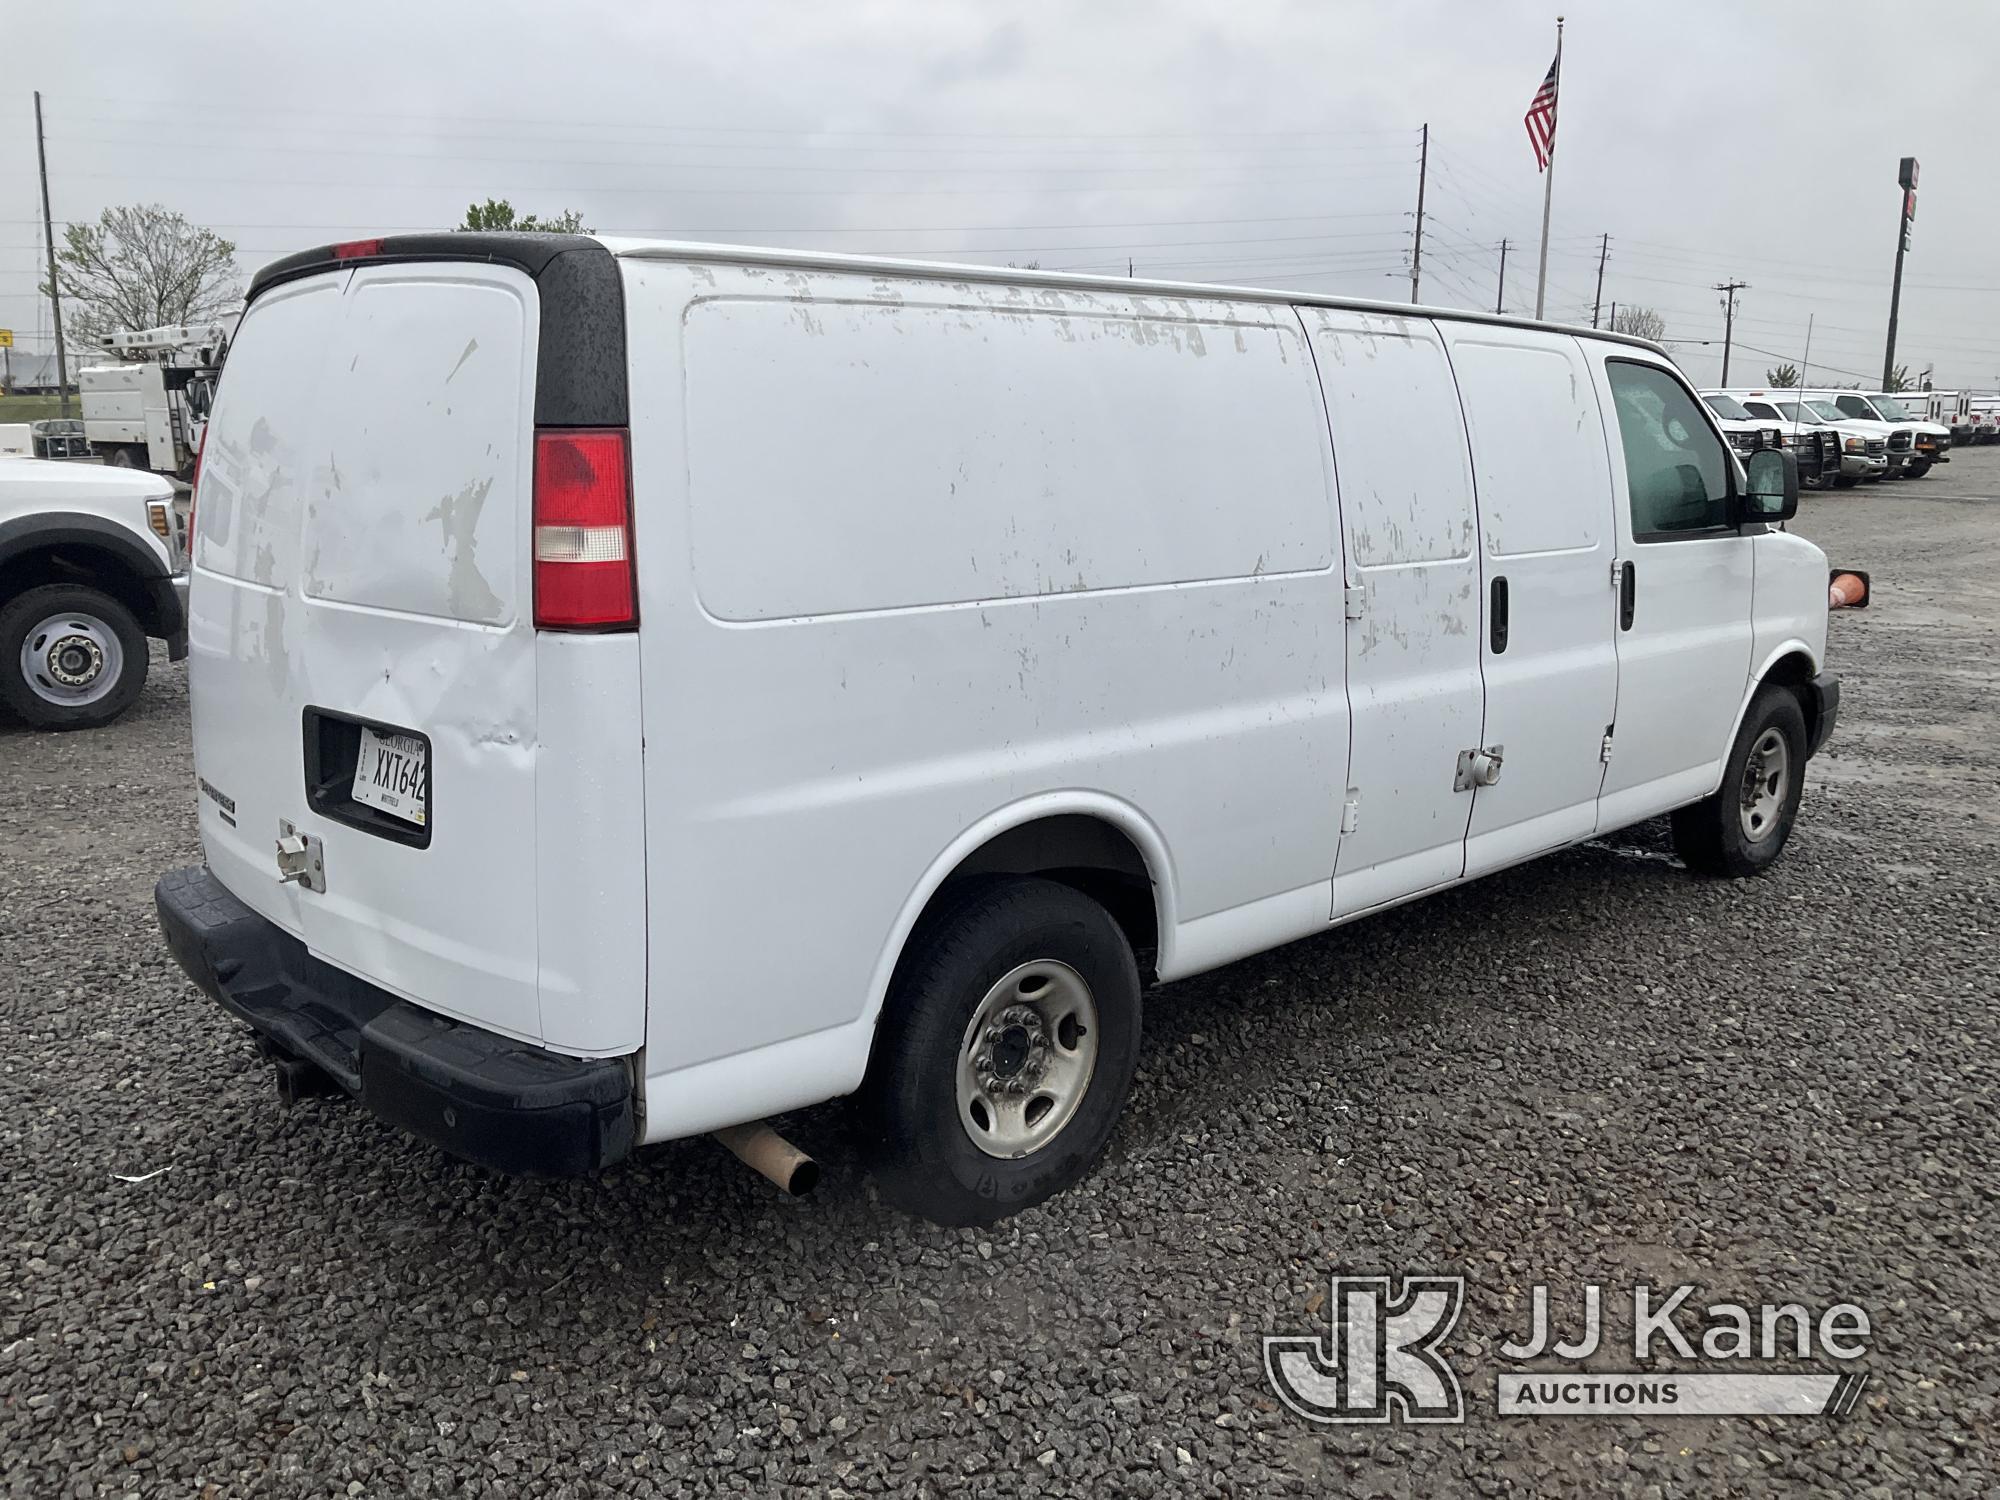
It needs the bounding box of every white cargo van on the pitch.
[156,234,1843,1224]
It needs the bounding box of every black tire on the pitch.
[104,445,138,469]
[863,877,1142,1226]
[1671,687,1808,878]
[1906,458,1932,478]
[0,583,150,730]
[1833,475,1859,489]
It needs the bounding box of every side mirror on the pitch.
[1741,448,1798,523]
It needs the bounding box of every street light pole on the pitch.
[1884,157,1919,390]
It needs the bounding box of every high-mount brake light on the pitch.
[332,238,385,260]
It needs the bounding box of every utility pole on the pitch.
[1127,257,1134,278]
[1884,157,1919,389]
[1592,232,1609,327]
[34,91,71,418]
[1713,279,1748,385]
[1494,238,1508,314]
[1409,122,1429,303]
[1608,300,1616,332]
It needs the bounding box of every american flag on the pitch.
[1524,54,1559,170]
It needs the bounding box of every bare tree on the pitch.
[46,204,241,344]
[1883,363,1913,393]
[459,198,592,234]
[1609,305,1667,342]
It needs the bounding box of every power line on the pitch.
[27,165,1427,198]
[43,132,1422,181]
[45,93,1426,142]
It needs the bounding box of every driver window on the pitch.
[1606,361,1731,538]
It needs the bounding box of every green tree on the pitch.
[1883,363,1913,393]
[1766,363,1800,388]
[458,198,592,234]
[44,204,241,344]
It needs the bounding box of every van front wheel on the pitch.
[863,877,1141,1226]
[1670,687,1808,877]
[1,584,150,730]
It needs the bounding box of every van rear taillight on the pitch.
[533,428,635,630]
[187,424,207,548]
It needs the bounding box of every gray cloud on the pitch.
[4,0,1995,389]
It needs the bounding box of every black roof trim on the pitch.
[246,233,626,428]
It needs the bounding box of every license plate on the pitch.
[352,727,428,826]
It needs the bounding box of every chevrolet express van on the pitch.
[156,234,1840,1225]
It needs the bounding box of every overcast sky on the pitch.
[6,0,1998,390]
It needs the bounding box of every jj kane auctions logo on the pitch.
[1265,1277,1872,1423]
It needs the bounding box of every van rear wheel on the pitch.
[1670,687,1808,877]
[863,877,1141,1226]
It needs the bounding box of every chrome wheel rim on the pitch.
[955,960,1099,1159]
[19,611,124,707]
[1738,727,1790,843]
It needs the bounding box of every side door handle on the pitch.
[1490,575,1509,653]
[1619,560,1636,630]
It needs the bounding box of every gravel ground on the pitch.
[3,455,1996,1497]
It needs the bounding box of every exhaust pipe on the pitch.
[713,1122,820,1197]
[273,1056,342,1108]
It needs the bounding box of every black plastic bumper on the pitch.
[1806,672,1840,757]
[155,866,636,1177]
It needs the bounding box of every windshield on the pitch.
[1806,400,1849,422]
[1868,395,1913,420]
[1703,394,1754,421]
[1774,402,1813,423]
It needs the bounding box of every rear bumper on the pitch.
[1805,672,1840,757]
[154,865,636,1177]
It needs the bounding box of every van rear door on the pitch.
[189,239,643,1054]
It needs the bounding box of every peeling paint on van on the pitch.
[423,476,501,622]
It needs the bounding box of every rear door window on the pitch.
[1606,362,1731,539]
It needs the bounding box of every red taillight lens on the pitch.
[187,424,207,551]
[333,237,385,260]
[534,428,635,629]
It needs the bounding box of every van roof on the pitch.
[247,231,1671,357]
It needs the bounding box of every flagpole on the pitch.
[1534,15,1564,320]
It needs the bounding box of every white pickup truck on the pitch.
[1806,389,1950,477]
[0,457,188,728]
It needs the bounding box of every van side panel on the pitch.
[625,261,1348,1096]
[1302,309,1484,916]
[682,298,1330,621]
